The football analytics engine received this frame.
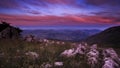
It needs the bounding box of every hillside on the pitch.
[86,26,120,47]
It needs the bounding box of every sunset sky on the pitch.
[0,0,120,29]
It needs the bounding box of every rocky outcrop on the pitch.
[60,43,120,68]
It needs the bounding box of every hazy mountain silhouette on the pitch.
[86,26,120,47]
[22,29,100,41]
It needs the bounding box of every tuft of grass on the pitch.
[0,39,78,68]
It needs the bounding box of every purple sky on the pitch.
[0,0,120,29]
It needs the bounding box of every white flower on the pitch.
[54,62,63,66]
[25,51,39,60]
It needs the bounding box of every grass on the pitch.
[0,39,89,68]
[0,39,120,68]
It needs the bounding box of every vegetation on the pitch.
[0,39,89,68]
[0,39,120,68]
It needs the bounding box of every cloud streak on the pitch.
[85,0,120,6]
[0,0,120,27]
[0,13,119,26]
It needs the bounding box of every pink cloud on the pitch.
[0,14,120,26]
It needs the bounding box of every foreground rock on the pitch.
[60,43,120,68]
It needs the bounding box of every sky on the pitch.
[0,0,120,30]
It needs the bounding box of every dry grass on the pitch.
[1,39,119,68]
[0,39,89,68]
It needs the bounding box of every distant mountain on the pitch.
[22,29,101,41]
[86,26,120,47]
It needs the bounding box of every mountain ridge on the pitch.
[85,26,120,47]
[22,29,101,42]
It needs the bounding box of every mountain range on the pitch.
[22,29,101,42]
